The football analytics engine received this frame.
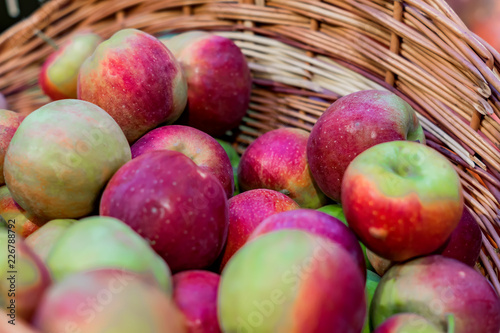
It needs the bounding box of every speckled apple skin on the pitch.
[0,109,24,185]
[100,150,229,273]
[248,209,366,279]
[371,255,500,333]
[219,189,299,270]
[307,90,425,202]
[78,29,187,143]
[172,270,221,333]
[170,33,252,136]
[0,186,39,237]
[131,125,234,198]
[238,128,327,208]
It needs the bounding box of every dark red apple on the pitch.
[219,189,299,270]
[172,270,221,333]
[131,125,234,198]
[100,150,229,273]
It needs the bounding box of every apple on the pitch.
[131,125,234,198]
[342,141,463,262]
[100,150,229,273]
[366,248,395,277]
[172,270,221,333]
[0,92,7,109]
[0,311,41,333]
[238,128,327,208]
[307,90,425,202]
[247,209,366,279]
[373,313,443,333]
[33,269,187,333]
[45,216,172,293]
[39,31,102,100]
[216,139,241,195]
[218,189,299,270]
[0,230,51,321]
[363,270,381,333]
[3,99,131,223]
[78,28,187,143]
[0,109,24,185]
[25,219,76,262]
[218,229,366,332]
[371,255,500,333]
[164,31,251,136]
[0,186,39,237]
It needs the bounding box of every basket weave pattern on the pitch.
[0,0,499,290]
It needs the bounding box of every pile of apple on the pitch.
[0,27,499,333]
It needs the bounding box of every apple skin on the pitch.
[100,150,229,273]
[370,255,500,333]
[32,269,187,333]
[218,189,299,271]
[0,230,51,321]
[307,90,425,202]
[218,229,366,333]
[0,109,24,185]
[45,216,173,294]
[165,31,251,136]
[3,99,131,223]
[39,32,102,100]
[78,28,187,143]
[341,141,463,262]
[247,209,366,279]
[366,248,395,277]
[25,219,76,262]
[0,186,39,237]
[131,125,234,198]
[238,128,327,208]
[172,270,221,333]
[372,313,442,333]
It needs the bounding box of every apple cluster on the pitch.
[0,27,498,333]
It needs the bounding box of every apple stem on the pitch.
[34,29,59,50]
[446,313,455,333]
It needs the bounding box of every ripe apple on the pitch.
[0,186,39,237]
[39,31,102,100]
[218,229,366,332]
[78,28,187,143]
[0,230,51,321]
[131,125,234,198]
[100,150,229,273]
[3,99,131,223]
[247,209,366,279]
[0,109,24,185]
[45,216,172,293]
[238,128,327,208]
[25,219,76,262]
[218,189,299,270]
[307,90,425,202]
[342,141,463,262]
[164,31,251,136]
[172,270,221,332]
[371,255,500,333]
[373,313,442,333]
[33,269,187,333]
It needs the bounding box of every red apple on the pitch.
[33,269,187,333]
[238,128,327,208]
[100,150,229,273]
[371,255,500,333]
[470,16,500,53]
[0,186,39,237]
[218,189,299,270]
[247,209,366,279]
[342,141,463,262]
[78,28,187,143]
[0,109,24,185]
[39,31,102,100]
[307,90,425,202]
[131,125,234,198]
[3,99,131,222]
[373,313,443,333]
[172,270,221,333]
[164,31,251,136]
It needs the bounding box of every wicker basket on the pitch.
[0,0,499,291]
